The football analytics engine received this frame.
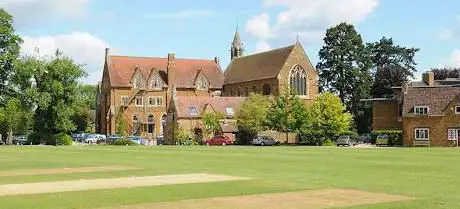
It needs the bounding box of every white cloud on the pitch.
[450,49,460,67]
[21,32,110,84]
[245,13,274,40]
[255,41,272,53]
[1,0,90,27]
[246,0,379,42]
[438,29,454,40]
[145,10,215,19]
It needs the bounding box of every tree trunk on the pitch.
[7,128,13,145]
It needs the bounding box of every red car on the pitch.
[205,135,233,146]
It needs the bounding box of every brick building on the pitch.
[96,28,319,142]
[96,49,224,138]
[223,29,319,104]
[366,71,460,146]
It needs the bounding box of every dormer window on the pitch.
[455,106,460,114]
[189,107,198,116]
[414,106,429,115]
[196,75,208,90]
[225,107,234,118]
[151,75,163,90]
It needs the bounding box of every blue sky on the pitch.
[2,0,460,84]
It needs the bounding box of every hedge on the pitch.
[54,133,73,146]
[371,130,402,146]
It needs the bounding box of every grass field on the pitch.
[0,146,459,208]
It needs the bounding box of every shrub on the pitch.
[112,138,137,146]
[371,130,402,146]
[27,132,41,145]
[54,133,73,146]
[322,139,336,146]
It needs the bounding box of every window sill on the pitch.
[414,139,430,141]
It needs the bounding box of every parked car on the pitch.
[205,135,233,146]
[359,133,371,144]
[156,136,164,145]
[376,134,389,146]
[251,135,277,146]
[71,133,86,142]
[127,136,146,145]
[0,140,4,145]
[336,136,358,147]
[84,134,105,144]
[13,135,28,145]
[107,135,122,141]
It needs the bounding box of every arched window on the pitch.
[151,75,162,90]
[263,84,271,95]
[147,114,155,134]
[289,65,308,96]
[160,114,167,137]
[133,115,140,135]
[133,73,145,89]
[196,76,208,90]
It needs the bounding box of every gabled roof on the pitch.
[403,87,460,116]
[107,55,224,88]
[224,44,296,85]
[174,96,245,118]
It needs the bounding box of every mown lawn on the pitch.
[0,146,459,208]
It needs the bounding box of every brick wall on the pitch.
[372,101,402,130]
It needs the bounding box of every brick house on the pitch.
[96,49,225,138]
[223,29,319,104]
[367,71,460,146]
[166,96,245,142]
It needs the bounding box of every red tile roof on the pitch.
[107,55,224,88]
[403,87,460,116]
[174,96,246,118]
[224,45,296,85]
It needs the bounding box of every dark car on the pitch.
[71,133,86,142]
[251,136,277,146]
[336,136,358,147]
[156,136,165,145]
[205,135,233,146]
[359,133,371,144]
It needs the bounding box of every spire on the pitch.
[231,26,244,60]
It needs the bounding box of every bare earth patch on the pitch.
[0,173,249,196]
[103,189,414,209]
[0,166,139,177]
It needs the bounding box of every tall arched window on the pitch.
[151,75,162,90]
[289,65,308,96]
[262,84,271,95]
[133,115,140,135]
[133,73,145,89]
[147,114,155,134]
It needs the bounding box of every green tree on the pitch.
[202,111,224,137]
[266,91,308,142]
[316,23,372,133]
[116,114,127,136]
[0,98,31,144]
[15,50,86,144]
[76,84,97,109]
[368,37,419,98]
[303,92,353,142]
[430,67,459,80]
[0,9,22,104]
[236,93,271,136]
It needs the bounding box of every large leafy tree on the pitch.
[431,67,460,80]
[15,50,86,144]
[266,91,308,143]
[302,92,352,142]
[316,23,372,132]
[0,98,32,144]
[0,9,23,104]
[368,37,419,98]
[236,93,271,136]
[201,111,224,137]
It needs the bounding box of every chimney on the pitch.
[167,53,176,85]
[422,71,435,86]
[214,57,220,65]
